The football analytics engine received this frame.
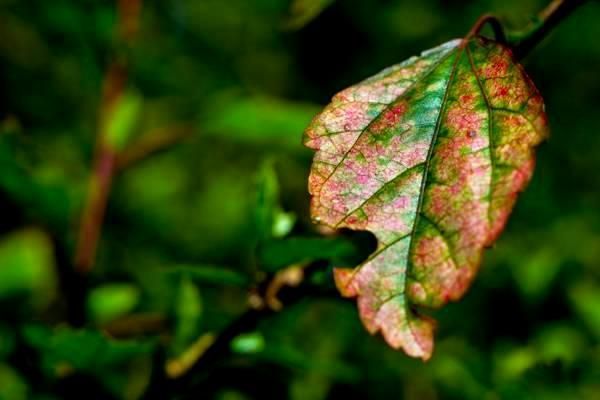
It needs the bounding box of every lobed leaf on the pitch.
[304,36,548,360]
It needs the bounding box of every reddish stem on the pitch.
[466,14,507,43]
[74,0,142,274]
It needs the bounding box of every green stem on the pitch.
[510,0,589,59]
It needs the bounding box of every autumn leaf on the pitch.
[303,35,548,360]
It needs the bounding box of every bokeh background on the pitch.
[1,0,599,399]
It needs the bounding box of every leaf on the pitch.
[204,96,320,148]
[171,277,203,355]
[87,283,141,324]
[284,0,335,30]
[23,325,154,398]
[0,229,57,310]
[0,363,28,400]
[104,90,143,151]
[254,160,296,243]
[23,325,154,374]
[304,36,548,359]
[165,264,249,287]
[258,236,361,272]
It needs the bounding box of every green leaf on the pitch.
[304,36,547,359]
[23,325,154,375]
[0,230,57,310]
[0,363,28,400]
[231,332,265,354]
[285,0,335,30]
[254,160,296,243]
[258,236,360,272]
[568,282,600,338]
[171,278,203,355]
[204,96,320,148]
[87,284,141,325]
[165,264,249,287]
[104,90,143,151]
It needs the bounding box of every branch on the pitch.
[141,263,336,399]
[511,0,589,59]
[74,0,142,274]
[116,124,193,171]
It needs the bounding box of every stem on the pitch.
[141,263,334,398]
[74,0,141,273]
[466,14,507,43]
[116,123,193,171]
[511,0,588,59]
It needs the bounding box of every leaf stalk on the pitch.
[510,0,589,58]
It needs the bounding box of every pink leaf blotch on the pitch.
[304,36,548,360]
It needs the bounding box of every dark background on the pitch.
[0,0,599,399]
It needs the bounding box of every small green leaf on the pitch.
[254,160,296,243]
[171,278,203,355]
[23,325,154,375]
[231,332,265,354]
[285,0,335,29]
[0,229,57,310]
[87,284,141,325]
[104,90,143,151]
[569,282,600,338]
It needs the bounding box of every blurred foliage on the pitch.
[0,0,599,399]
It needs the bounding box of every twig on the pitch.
[511,0,589,59]
[466,14,507,43]
[141,262,334,399]
[74,0,141,274]
[116,124,194,171]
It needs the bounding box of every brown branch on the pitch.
[74,0,142,274]
[511,0,589,59]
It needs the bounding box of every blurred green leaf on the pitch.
[510,246,562,302]
[0,229,56,310]
[254,160,296,243]
[104,90,143,151]
[171,278,203,355]
[285,0,335,29]
[0,139,79,230]
[204,96,319,148]
[494,346,537,383]
[533,323,586,365]
[23,325,154,375]
[87,284,141,325]
[0,363,28,400]
[166,264,249,287]
[569,281,600,338]
[258,236,360,272]
[231,332,265,354]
